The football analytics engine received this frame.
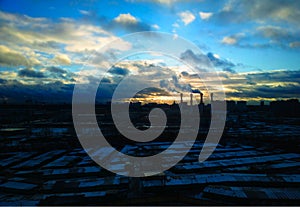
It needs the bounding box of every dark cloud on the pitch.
[134,87,171,98]
[159,80,169,89]
[180,49,210,67]
[180,50,237,73]
[18,68,45,78]
[257,26,291,41]
[46,66,76,82]
[0,81,74,104]
[17,66,76,83]
[0,78,8,84]
[214,0,300,26]
[96,83,117,101]
[101,77,111,83]
[2,68,300,103]
[87,75,111,85]
[81,11,152,33]
[246,70,300,83]
[159,75,192,93]
[227,84,300,99]
[130,62,178,80]
[111,21,151,33]
[32,40,61,50]
[192,89,202,94]
[47,66,67,74]
[180,71,199,78]
[223,67,236,74]
[172,75,192,92]
[257,84,300,97]
[207,52,236,73]
[181,71,189,77]
[225,26,300,49]
[214,1,300,49]
[0,79,118,104]
[256,26,300,48]
[224,70,300,100]
[109,67,129,76]
[246,81,257,86]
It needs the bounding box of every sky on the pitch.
[0,0,299,104]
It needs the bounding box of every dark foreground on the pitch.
[0,103,299,205]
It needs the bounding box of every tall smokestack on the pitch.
[211,93,214,102]
[190,93,193,106]
[200,92,203,104]
[180,93,183,104]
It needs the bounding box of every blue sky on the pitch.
[0,0,299,103]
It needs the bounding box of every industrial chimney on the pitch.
[180,93,183,104]
[190,93,193,106]
[200,92,203,104]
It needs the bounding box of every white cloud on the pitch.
[289,42,300,48]
[127,0,203,6]
[150,0,178,4]
[0,45,30,66]
[172,22,180,28]
[0,11,47,26]
[221,33,245,45]
[0,10,132,69]
[114,13,138,24]
[178,11,195,25]
[127,0,179,5]
[221,36,237,45]
[152,24,160,30]
[256,25,289,40]
[199,12,213,20]
[53,54,71,65]
[79,10,91,15]
[213,53,220,59]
